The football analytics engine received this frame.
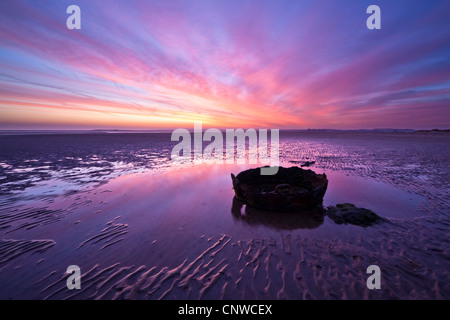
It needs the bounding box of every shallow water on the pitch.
[0,131,448,299]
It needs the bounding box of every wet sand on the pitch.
[0,132,448,299]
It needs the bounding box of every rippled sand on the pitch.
[0,131,448,299]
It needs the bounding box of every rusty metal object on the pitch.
[231,166,328,212]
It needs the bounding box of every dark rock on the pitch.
[288,160,316,167]
[325,203,388,227]
[231,166,328,212]
[301,161,315,167]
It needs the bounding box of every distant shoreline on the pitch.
[0,128,448,136]
[414,129,450,133]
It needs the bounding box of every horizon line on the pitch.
[1,128,449,133]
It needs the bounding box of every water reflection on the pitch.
[231,196,324,230]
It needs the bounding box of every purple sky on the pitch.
[0,0,449,130]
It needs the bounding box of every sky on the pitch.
[0,0,449,130]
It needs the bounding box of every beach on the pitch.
[0,131,448,299]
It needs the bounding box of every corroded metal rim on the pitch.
[231,166,328,212]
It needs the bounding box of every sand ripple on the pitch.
[0,239,55,269]
[39,225,449,300]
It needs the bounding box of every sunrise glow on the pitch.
[1,0,449,130]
